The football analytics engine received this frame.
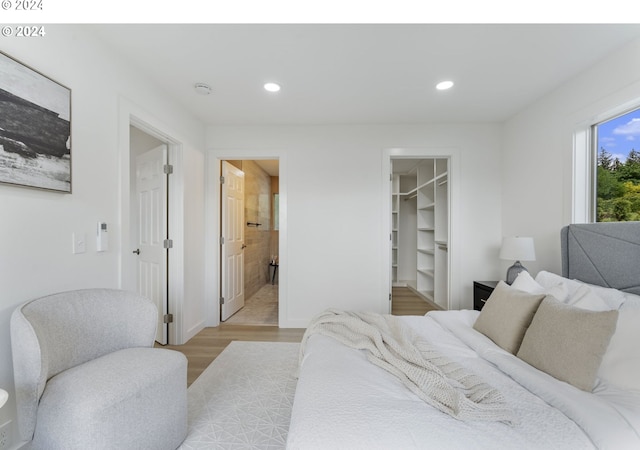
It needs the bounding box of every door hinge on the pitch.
[220,296,225,305]
[220,175,225,184]
[163,164,173,175]
[163,239,173,249]
[390,173,393,181]
[389,293,392,301]
[220,236,225,245]
[163,313,174,324]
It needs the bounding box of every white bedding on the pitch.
[287,310,640,449]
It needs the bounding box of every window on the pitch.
[594,107,640,222]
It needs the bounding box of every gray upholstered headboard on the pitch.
[561,221,640,295]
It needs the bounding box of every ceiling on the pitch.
[89,24,640,127]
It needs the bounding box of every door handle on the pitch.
[241,244,247,249]
[132,249,140,255]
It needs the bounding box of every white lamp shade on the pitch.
[0,388,8,408]
[499,237,536,261]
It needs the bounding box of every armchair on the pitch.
[10,288,187,449]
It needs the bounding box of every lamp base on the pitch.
[506,261,528,285]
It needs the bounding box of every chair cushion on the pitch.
[32,347,187,450]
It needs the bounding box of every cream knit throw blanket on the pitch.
[300,309,516,425]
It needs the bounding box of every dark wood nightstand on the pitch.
[473,281,499,311]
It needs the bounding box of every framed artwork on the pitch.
[0,51,71,193]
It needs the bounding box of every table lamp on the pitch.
[500,236,536,284]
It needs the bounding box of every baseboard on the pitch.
[183,320,206,343]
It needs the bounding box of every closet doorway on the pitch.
[220,159,280,326]
[389,156,451,312]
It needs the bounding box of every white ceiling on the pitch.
[89,24,640,126]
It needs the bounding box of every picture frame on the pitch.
[0,51,71,193]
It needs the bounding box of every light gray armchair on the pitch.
[10,288,188,450]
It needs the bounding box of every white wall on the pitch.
[502,37,640,276]
[0,26,206,446]
[206,124,504,327]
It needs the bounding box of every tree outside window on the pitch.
[596,109,640,222]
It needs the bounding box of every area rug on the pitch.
[179,341,300,450]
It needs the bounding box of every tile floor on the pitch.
[224,284,278,326]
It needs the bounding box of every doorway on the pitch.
[384,149,457,314]
[220,159,280,326]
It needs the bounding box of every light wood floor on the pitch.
[162,287,437,386]
[391,286,441,316]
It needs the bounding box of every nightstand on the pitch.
[473,281,499,311]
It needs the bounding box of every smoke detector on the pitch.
[194,83,212,95]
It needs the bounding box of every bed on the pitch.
[287,222,640,449]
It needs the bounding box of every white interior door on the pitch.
[136,144,168,344]
[221,161,245,321]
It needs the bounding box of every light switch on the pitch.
[72,232,86,254]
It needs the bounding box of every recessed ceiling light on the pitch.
[436,80,454,91]
[194,83,211,95]
[264,82,281,92]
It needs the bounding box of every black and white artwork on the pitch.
[0,52,71,193]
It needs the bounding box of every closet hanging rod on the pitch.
[404,193,417,201]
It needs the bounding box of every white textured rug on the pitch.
[179,341,300,450]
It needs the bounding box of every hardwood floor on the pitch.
[162,287,437,386]
[391,286,441,316]
[161,325,305,386]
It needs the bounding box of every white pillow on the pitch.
[598,302,640,392]
[581,284,626,310]
[534,271,627,309]
[534,271,582,298]
[513,271,569,302]
[568,285,611,312]
[511,271,542,292]
[621,291,640,308]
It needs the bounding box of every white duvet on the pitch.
[287,311,640,450]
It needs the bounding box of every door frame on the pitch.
[205,149,287,327]
[118,100,185,345]
[382,147,461,312]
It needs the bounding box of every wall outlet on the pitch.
[0,420,11,450]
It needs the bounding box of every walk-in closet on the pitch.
[391,158,450,310]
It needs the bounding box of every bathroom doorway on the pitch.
[221,159,280,326]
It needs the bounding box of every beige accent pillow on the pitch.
[517,296,618,391]
[472,281,545,354]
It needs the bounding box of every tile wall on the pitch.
[242,160,273,300]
